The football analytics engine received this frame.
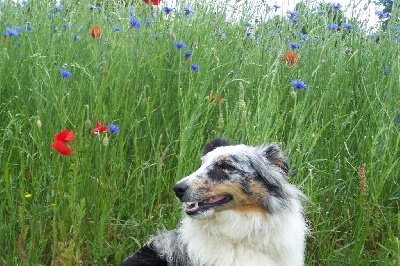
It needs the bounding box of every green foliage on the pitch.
[0,0,399,265]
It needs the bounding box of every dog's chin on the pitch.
[182,195,233,218]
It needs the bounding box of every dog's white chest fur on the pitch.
[180,207,306,266]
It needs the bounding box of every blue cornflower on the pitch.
[54,5,62,12]
[342,23,353,30]
[291,80,308,90]
[300,33,308,40]
[190,63,200,71]
[383,67,390,74]
[330,3,342,10]
[290,18,299,24]
[62,23,68,29]
[286,10,299,17]
[163,6,173,14]
[88,5,101,12]
[289,42,302,49]
[184,51,193,59]
[113,25,120,31]
[375,10,390,19]
[25,23,34,31]
[397,115,400,124]
[3,27,19,36]
[60,68,71,79]
[184,6,194,16]
[273,4,280,11]
[327,23,339,30]
[173,41,186,49]
[108,124,119,133]
[129,17,141,28]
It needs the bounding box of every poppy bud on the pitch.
[84,119,92,130]
[36,119,42,128]
[102,135,109,146]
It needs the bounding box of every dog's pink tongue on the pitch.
[204,195,225,204]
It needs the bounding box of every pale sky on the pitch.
[164,0,384,30]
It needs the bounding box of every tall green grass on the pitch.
[0,0,399,265]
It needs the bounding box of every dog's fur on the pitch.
[121,138,307,266]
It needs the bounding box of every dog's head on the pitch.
[173,138,294,219]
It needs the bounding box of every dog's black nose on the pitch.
[173,181,189,199]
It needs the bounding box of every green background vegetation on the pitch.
[0,0,399,265]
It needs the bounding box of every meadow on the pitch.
[0,0,399,265]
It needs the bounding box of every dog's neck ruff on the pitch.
[179,204,306,266]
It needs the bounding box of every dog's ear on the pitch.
[202,137,230,156]
[258,144,289,175]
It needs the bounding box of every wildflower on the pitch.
[91,120,109,135]
[273,4,280,11]
[129,17,141,28]
[89,4,101,12]
[289,42,301,49]
[282,50,299,66]
[25,23,34,31]
[163,6,173,14]
[290,18,299,24]
[51,129,74,155]
[142,0,161,6]
[291,80,308,90]
[113,25,121,31]
[60,68,71,78]
[384,67,390,74]
[184,6,195,16]
[286,10,299,17]
[342,23,353,30]
[3,27,19,37]
[54,5,62,13]
[397,116,400,124]
[184,51,193,59]
[25,193,32,198]
[300,33,307,40]
[60,68,71,79]
[327,23,339,30]
[91,25,101,39]
[62,23,68,29]
[330,3,342,10]
[108,124,119,133]
[375,10,390,20]
[173,41,186,49]
[190,63,200,71]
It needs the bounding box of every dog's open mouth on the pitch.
[184,195,232,215]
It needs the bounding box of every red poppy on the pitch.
[91,120,109,135]
[51,129,74,155]
[91,25,101,39]
[142,0,161,6]
[282,50,299,66]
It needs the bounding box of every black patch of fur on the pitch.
[202,137,230,156]
[120,244,167,266]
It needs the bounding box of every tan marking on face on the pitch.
[190,179,268,214]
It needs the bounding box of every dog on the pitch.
[121,138,307,266]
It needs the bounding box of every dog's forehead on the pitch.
[202,144,252,163]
